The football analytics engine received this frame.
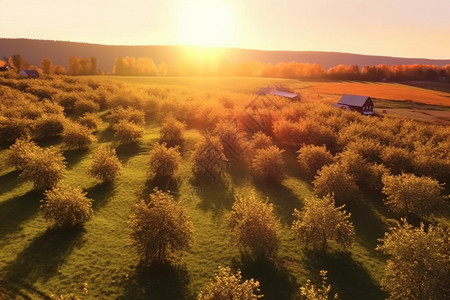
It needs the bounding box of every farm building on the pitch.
[18,70,40,78]
[334,94,374,115]
[0,66,9,72]
[257,86,300,101]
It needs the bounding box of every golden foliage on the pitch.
[377,219,449,300]
[229,194,281,258]
[41,182,93,227]
[198,266,262,300]
[129,188,193,264]
[87,147,122,182]
[292,194,355,252]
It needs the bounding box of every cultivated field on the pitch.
[0,75,449,299]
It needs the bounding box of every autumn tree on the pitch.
[41,58,54,74]
[251,145,285,181]
[376,219,449,300]
[108,106,145,126]
[159,116,186,145]
[381,173,445,217]
[148,143,182,179]
[68,56,81,75]
[41,182,93,227]
[229,194,281,258]
[112,120,144,144]
[19,146,66,191]
[87,147,122,182]
[291,194,355,252]
[62,122,97,149]
[77,113,101,132]
[192,134,228,179]
[300,270,340,300]
[7,137,40,170]
[198,266,263,300]
[297,145,334,178]
[9,54,27,71]
[32,114,66,140]
[129,188,194,264]
[313,163,359,204]
[53,65,67,75]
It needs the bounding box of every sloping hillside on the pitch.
[1,38,449,73]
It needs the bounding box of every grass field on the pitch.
[1,76,449,299]
[305,81,450,106]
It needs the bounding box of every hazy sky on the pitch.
[2,0,449,59]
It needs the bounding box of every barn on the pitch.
[257,86,300,101]
[334,94,374,115]
[18,70,40,78]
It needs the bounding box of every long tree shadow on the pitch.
[98,127,115,143]
[120,262,192,300]
[85,181,115,211]
[0,190,41,241]
[115,142,141,164]
[3,226,85,285]
[304,250,387,300]
[196,175,234,217]
[253,179,302,225]
[232,254,298,300]
[0,170,22,195]
[141,176,180,200]
[63,148,90,169]
[345,199,389,256]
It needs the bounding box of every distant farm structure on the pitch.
[334,94,374,115]
[18,70,40,78]
[257,86,301,101]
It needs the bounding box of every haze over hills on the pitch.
[1,38,449,73]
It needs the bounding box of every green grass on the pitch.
[90,75,308,94]
[0,76,415,299]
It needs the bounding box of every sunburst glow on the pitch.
[178,0,234,47]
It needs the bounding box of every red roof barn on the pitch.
[334,94,374,115]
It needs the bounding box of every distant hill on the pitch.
[1,38,449,73]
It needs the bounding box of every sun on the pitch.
[178,0,234,47]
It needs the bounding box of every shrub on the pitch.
[41,182,93,227]
[380,146,413,174]
[73,98,100,115]
[213,121,246,156]
[112,120,144,144]
[77,112,101,132]
[129,188,193,264]
[382,173,445,217]
[32,114,66,140]
[291,194,354,252]
[63,122,97,149]
[160,116,186,145]
[300,270,340,300]
[148,143,182,179]
[108,106,145,127]
[191,135,228,179]
[19,146,66,191]
[7,137,40,170]
[251,145,285,181]
[229,194,281,258]
[87,147,122,182]
[249,131,273,151]
[376,219,449,300]
[272,118,303,147]
[53,92,79,111]
[0,116,33,145]
[198,266,263,300]
[313,163,359,204]
[297,145,334,178]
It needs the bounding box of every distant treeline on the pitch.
[2,54,450,81]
